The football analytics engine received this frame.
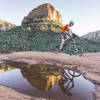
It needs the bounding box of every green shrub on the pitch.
[0,26,100,53]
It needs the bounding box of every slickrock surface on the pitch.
[0,52,100,100]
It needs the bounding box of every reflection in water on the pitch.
[20,65,61,91]
[0,64,14,74]
[58,70,81,96]
[0,62,95,100]
[0,61,61,91]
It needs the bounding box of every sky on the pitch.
[0,0,100,36]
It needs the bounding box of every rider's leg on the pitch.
[68,30,73,37]
[60,38,65,50]
[65,35,70,41]
[59,33,65,52]
[62,35,70,46]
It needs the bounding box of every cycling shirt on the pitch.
[60,24,70,34]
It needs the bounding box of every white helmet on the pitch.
[69,20,74,26]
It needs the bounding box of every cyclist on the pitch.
[59,20,75,52]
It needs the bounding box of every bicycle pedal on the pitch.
[63,44,66,47]
[55,46,59,49]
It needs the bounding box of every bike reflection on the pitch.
[58,69,81,96]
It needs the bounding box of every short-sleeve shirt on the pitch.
[60,24,70,34]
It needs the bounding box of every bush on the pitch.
[0,26,100,53]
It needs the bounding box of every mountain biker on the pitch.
[59,20,75,52]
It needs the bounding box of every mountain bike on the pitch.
[50,36,84,56]
[58,69,81,85]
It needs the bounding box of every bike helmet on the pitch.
[69,20,74,26]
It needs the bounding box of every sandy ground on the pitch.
[0,51,100,100]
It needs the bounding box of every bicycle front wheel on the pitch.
[68,44,84,55]
[50,43,59,52]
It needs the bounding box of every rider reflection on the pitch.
[58,69,81,96]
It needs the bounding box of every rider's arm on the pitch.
[68,29,73,37]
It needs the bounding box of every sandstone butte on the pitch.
[22,3,63,26]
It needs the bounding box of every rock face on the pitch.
[0,19,16,31]
[82,31,100,42]
[22,3,62,25]
[22,3,63,32]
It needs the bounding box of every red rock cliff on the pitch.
[22,3,63,26]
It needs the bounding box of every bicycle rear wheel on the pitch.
[50,41,60,52]
[68,70,81,77]
[68,44,84,55]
